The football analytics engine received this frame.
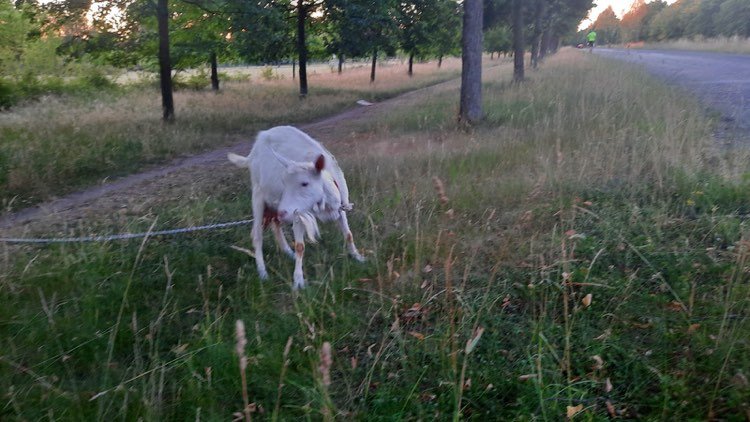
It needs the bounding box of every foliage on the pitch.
[591,6,621,45]
[484,24,511,55]
[583,0,750,45]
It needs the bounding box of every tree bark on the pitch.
[539,29,550,61]
[530,0,544,69]
[408,52,414,76]
[210,50,219,90]
[338,54,344,74]
[370,47,377,83]
[296,0,308,97]
[157,0,174,121]
[459,0,483,124]
[511,0,524,82]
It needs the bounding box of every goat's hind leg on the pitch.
[337,212,365,262]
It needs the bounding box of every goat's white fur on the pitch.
[228,126,364,289]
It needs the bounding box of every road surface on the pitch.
[595,48,750,147]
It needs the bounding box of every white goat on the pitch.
[228,126,364,289]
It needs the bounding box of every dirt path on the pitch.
[595,48,750,148]
[0,76,462,233]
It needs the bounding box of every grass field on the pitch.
[640,36,750,55]
[2,50,750,420]
[0,57,464,211]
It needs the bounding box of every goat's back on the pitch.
[249,126,351,207]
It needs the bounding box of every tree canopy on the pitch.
[581,0,750,45]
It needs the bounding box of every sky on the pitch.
[579,0,678,30]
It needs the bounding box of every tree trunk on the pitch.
[210,50,219,90]
[408,52,414,76]
[296,0,308,97]
[459,0,483,124]
[539,29,550,61]
[338,54,344,74]
[511,0,524,82]
[292,58,296,80]
[551,35,560,53]
[370,47,377,83]
[157,0,174,121]
[438,54,443,68]
[530,0,544,69]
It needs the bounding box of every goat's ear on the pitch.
[314,154,325,174]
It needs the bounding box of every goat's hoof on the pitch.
[293,274,306,290]
[351,253,366,263]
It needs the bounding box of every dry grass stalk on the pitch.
[271,337,293,422]
[235,319,252,422]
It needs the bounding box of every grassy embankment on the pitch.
[1,50,749,420]
[636,35,750,54]
[0,58,464,211]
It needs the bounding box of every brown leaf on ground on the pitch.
[582,293,593,308]
[566,404,583,419]
[408,331,425,341]
[605,400,616,418]
[665,301,685,312]
[591,355,604,370]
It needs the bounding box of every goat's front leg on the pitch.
[337,211,365,262]
[272,221,294,259]
[291,220,307,289]
[251,194,268,280]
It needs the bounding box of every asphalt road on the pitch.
[595,48,750,147]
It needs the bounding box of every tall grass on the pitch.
[0,58,464,210]
[641,35,750,55]
[1,50,749,420]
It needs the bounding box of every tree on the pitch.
[157,0,174,121]
[459,0,483,124]
[648,2,686,40]
[296,0,309,97]
[356,0,397,83]
[397,0,431,76]
[483,25,511,58]
[716,0,750,37]
[529,0,547,69]
[324,0,364,73]
[511,0,523,82]
[620,0,646,42]
[591,6,621,45]
[544,0,593,56]
[428,0,461,67]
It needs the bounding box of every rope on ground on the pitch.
[0,219,254,244]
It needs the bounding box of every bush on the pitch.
[260,66,280,81]
[173,70,209,90]
[78,67,116,90]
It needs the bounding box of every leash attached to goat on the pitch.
[0,219,254,244]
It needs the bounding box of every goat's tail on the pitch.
[227,152,249,167]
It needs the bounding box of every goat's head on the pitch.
[275,152,329,224]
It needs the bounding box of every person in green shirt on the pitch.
[587,29,597,50]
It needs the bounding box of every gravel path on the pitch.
[595,48,750,147]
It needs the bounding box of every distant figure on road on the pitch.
[587,29,597,52]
